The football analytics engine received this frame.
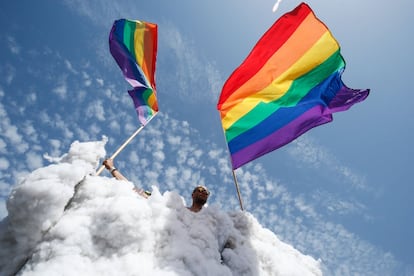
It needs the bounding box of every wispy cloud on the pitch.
[161,24,223,103]
[46,139,63,158]
[3,64,16,85]
[64,59,78,74]
[25,151,44,171]
[288,135,369,192]
[52,82,68,99]
[0,158,9,170]
[0,104,29,154]
[6,36,20,55]
[85,100,106,121]
[285,135,375,220]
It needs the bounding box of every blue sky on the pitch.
[1,0,413,275]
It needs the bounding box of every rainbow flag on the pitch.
[217,2,370,169]
[109,19,158,125]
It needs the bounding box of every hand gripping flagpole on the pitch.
[96,112,158,175]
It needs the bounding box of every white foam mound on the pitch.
[0,139,322,276]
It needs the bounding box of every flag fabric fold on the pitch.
[217,2,369,170]
[109,19,158,125]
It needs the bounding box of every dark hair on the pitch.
[192,185,209,195]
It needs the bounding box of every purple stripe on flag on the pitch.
[231,106,332,169]
[230,84,369,169]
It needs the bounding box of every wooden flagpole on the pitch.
[96,112,158,175]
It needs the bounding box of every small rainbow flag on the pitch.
[217,2,369,169]
[109,19,158,125]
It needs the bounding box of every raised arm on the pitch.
[103,158,128,181]
[103,158,149,198]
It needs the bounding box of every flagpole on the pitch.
[217,118,244,211]
[96,112,158,175]
[231,169,244,211]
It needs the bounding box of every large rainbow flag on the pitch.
[217,2,370,169]
[109,19,158,125]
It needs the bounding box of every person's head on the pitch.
[191,185,210,206]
